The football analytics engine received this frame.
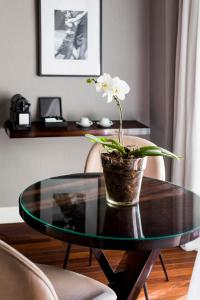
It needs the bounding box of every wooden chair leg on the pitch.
[89,248,93,266]
[63,243,72,269]
[143,283,149,300]
[159,253,169,281]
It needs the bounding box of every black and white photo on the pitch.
[55,10,88,60]
[39,0,101,76]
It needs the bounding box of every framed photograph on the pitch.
[39,0,102,76]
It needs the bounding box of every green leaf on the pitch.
[85,134,126,155]
[131,145,180,159]
[133,150,163,158]
[85,134,181,159]
[138,146,161,151]
[85,134,110,144]
[160,148,180,159]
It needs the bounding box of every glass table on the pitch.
[19,173,200,300]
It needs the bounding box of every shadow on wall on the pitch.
[0,94,10,128]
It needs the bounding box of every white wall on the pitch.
[0,0,150,208]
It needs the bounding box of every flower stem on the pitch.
[114,96,123,145]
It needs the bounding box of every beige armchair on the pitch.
[0,239,116,300]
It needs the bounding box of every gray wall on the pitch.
[0,0,150,207]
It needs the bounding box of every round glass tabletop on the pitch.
[19,173,200,250]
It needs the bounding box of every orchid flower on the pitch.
[96,73,114,103]
[112,77,130,101]
[87,73,130,144]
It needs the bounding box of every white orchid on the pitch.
[112,77,130,101]
[96,73,114,103]
[96,73,112,92]
[87,73,130,144]
[94,73,130,103]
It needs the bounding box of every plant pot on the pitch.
[101,153,147,206]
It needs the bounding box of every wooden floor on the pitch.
[0,223,196,300]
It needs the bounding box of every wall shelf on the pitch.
[4,120,150,139]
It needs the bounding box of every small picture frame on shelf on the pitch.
[38,0,102,76]
[39,97,67,127]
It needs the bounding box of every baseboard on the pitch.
[0,206,24,224]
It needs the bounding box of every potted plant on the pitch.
[86,73,179,206]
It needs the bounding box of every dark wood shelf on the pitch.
[4,120,150,139]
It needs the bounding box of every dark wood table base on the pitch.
[92,248,160,300]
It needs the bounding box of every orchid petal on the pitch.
[117,93,126,100]
[95,83,102,92]
[97,73,112,83]
[119,80,130,94]
[107,92,114,103]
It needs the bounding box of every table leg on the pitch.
[92,248,160,300]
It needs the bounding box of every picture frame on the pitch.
[38,0,102,77]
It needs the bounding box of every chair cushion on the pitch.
[38,264,116,300]
[0,240,58,300]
